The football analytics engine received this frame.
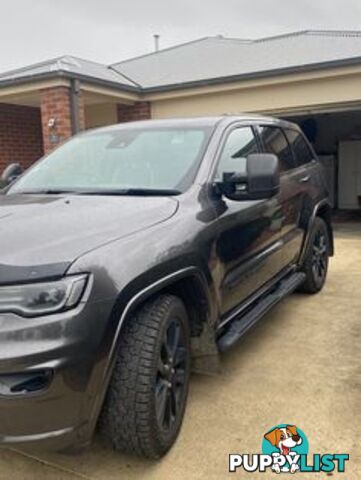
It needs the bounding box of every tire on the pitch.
[298,217,330,294]
[100,294,191,458]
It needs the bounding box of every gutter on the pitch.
[69,79,81,134]
[0,70,140,93]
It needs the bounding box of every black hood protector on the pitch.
[0,193,178,283]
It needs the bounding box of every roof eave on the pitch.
[0,70,141,93]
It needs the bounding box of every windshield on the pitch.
[8,126,213,195]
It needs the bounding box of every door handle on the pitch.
[299,175,310,183]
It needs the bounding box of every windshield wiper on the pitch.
[77,188,182,196]
[14,188,182,197]
[17,189,81,195]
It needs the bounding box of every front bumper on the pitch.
[0,295,116,451]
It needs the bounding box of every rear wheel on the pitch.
[298,217,330,294]
[100,294,191,458]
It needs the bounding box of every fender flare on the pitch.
[110,265,211,362]
[298,199,334,265]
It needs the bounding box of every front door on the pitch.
[210,125,286,316]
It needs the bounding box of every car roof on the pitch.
[85,115,299,135]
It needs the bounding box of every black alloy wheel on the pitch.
[298,216,330,294]
[156,317,188,433]
[311,228,328,285]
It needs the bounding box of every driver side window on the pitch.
[216,127,259,180]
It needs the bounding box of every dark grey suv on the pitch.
[0,116,333,458]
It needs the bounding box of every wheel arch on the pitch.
[299,199,334,265]
[315,202,334,257]
[106,266,217,375]
[117,267,214,336]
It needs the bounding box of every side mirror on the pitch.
[1,163,23,186]
[216,153,280,201]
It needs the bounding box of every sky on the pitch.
[1,0,361,73]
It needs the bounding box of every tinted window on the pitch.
[284,128,314,166]
[258,126,295,172]
[216,127,258,180]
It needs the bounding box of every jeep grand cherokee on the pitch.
[0,116,333,458]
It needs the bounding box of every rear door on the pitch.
[282,127,319,263]
[257,125,310,267]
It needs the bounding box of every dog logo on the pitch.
[264,425,304,473]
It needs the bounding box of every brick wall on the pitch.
[40,86,85,154]
[0,103,44,172]
[117,101,151,123]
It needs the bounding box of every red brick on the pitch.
[117,102,151,123]
[40,87,85,154]
[0,103,43,172]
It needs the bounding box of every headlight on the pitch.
[0,274,88,317]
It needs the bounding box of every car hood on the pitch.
[0,194,178,283]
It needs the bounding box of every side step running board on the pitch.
[217,272,306,352]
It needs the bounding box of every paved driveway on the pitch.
[0,224,360,479]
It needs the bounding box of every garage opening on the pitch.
[283,109,361,212]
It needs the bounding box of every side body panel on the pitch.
[209,194,286,316]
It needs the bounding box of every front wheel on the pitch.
[100,294,191,458]
[298,217,330,294]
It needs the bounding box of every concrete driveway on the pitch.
[0,224,360,479]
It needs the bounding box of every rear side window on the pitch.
[284,128,315,166]
[258,126,295,172]
[215,127,259,180]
